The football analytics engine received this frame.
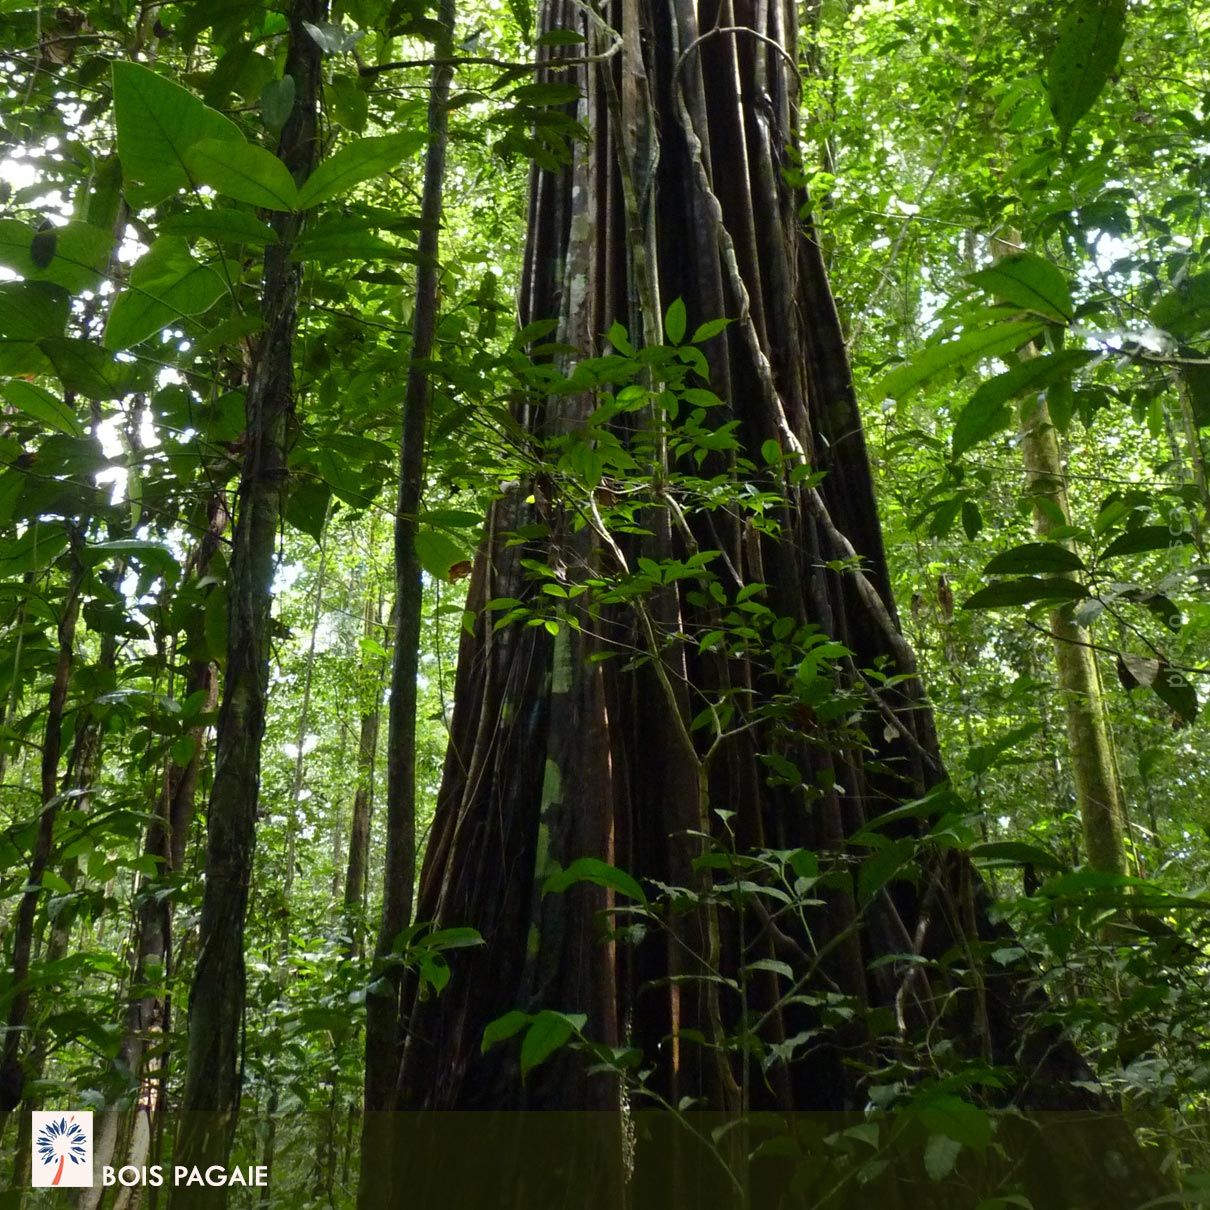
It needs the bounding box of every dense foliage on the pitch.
[1,0,1209,1204]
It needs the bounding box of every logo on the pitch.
[32,1111,93,1188]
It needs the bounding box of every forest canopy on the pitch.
[1,0,1210,1206]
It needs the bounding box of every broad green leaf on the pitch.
[919,1096,992,1149]
[421,927,484,951]
[159,209,279,248]
[1152,666,1199,726]
[952,351,1093,457]
[0,525,69,577]
[112,61,242,205]
[607,321,634,355]
[879,320,1044,400]
[966,722,1042,776]
[664,297,687,345]
[80,539,178,579]
[967,252,1074,323]
[1047,0,1127,144]
[961,577,1086,610]
[285,478,331,541]
[297,132,427,209]
[857,837,917,906]
[984,542,1085,575]
[923,1133,962,1182]
[520,1010,586,1077]
[1151,273,1210,342]
[1099,525,1192,559]
[692,317,731,343]
[0,282,69,375]
[104,237,228,350]
[40,338,151,399]
[0,220,111,294]
[1,381,81,436]
[0,281,70,341]
[414,529,469,580]
[741,958,794,980]
[961,500,982,539]
[260,76,296,133]
[186,139,300,211]
[543,857,647,906]
[481,1010,531,1053]
[969,841,1065,872]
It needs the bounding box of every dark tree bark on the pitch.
[177,0,325,1184]
[361,0,457,1127]
[387,0,1126,1136]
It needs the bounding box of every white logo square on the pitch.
[31,1111,93,1188]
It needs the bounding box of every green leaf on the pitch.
[879,321,1044,400]
[1152,666,1199,726]
[2,381,81,436]
[966,722,1042,776]
[857,838,917,906]
[186,138,300,211]
[0,281,70,342]
[1099,526,1191,559]
[961,500,982,539]
[961,577,1086,610]
[742,958,794,980]
[923,1133,962,1182]
[952,351,1093,456]
[0,282,69,375]
[969,841,1065,872]
[414,529,469,580]
[103,237,228,350]
[606,321,633,355]
[481,1010,531,1052]
[297,132,427,209]
[40,338,150,400]
[543,857,647,906]
[1152,274,1210,343]
[171,736,198,767]
[0,525,69,577]
[285,478,331,541]
[159,208,279,248]
[967,252,1073,323]
[1047,0,1127,144]
[112,61,243,205]
[664,297,687,345]
[520,1010,585,1077]
[420,927,484,951]
[0,220,111,294]
[984,542,1085,575]
[691,317,731,343]
[260,76,296,133]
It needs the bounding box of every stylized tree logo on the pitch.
[35,1115,88,1186]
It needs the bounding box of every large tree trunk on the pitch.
[383,1,1160,1204]
[393,0,950,1113]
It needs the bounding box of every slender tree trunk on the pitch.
[361,0,457,1121]
[0,557,82,1145]
[177,0,325,1184]
[344,592,383,939]
[283,524,330,938]
[1017,393,1129,874]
